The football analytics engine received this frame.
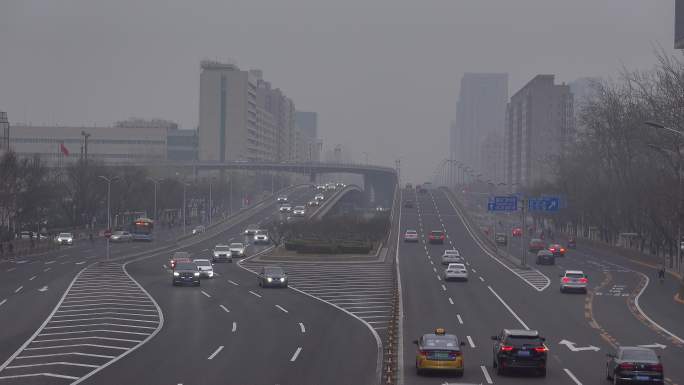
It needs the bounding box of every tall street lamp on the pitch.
[147,177,163,223]
[645,121,684,297]
[98,175,119,259]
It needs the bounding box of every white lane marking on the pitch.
[467,335,475,348]
[448,297,454,305]
[436,275,441,281]
[632,268,684,344]
[0,372,80,380]
[0,299,6,307]
[162,265,167,269]
[38,286,48,292]
[207,345,224,360]
[432,267,437,273]
[44,261,55,265]
[479,276,485,282]
[75,261,86,265]
[488,286,529,330]
[228,280,239,286]
[290,347,302,362]
[480,365,493,384]
[299,323,306,333]
[201,248,209,252]
[563,368,582,385]
[29,276,36,281]
[471,268,477,273]
[249,291,262,298]
[43,268,51,272]
[456,314,463,324]
[6,268,16,272]
[441,284,446,291]
[275,305,289,313]
[201,291,211,298]
[14,286,23,293]
[429,260,434,265]
[219,305,230,313]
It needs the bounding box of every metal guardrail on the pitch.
[383,185,401,385]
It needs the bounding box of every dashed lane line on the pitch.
[232,322,237,333]
[207,346,224,360]
[219,305,230,313]
[228,280,239,286]
[201,291,211,298]
[249,291,262,298]
[480,365,493,384]
[29,276,37,281]
[275,305,289,313]
[457,314,463,324]
[14,286,22,293]
[448,297,454,305]
[564,368,582,385]
[0,299,6,307]
[299,323,306,333]
[467,335,475,348]
[290,347,302,362]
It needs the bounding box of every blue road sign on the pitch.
[488,196,518,211]
[528,196,560,212]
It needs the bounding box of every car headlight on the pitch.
[267,277,273,282]
[280,277,286,282]
[173,272,179,276]
[208,271,214,276]
[194,272,200,277]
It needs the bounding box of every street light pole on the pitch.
[98,175,118,260]
[147,177,162,223]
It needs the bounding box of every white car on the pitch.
[277,196,288,203]
[110,231,133,243]
[279,205,292,213]
[55,232,74,246]
[192,225,205,235]
[244,225,259,236]
[292,206,306,217]
[229,242,246,258]
[441,249,464,265]
[403,229,419,242]
[560,270,588,293]
[314,194,325,201]
[254,230,270,245]
[212,244,232,263]
[193,258,214,278]
[444,263,468,281]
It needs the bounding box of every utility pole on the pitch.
[81,131,91,164]
[521,197,527,267]
[98,175,118,260]
[147,177,163,222]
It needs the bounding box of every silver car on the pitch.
[279,205,292,213]
[55,232,74,246]
[441,249,464,265]
[212,244,232,263]
[110,231,133,243]
[229,242,246,257]
[254,230,269,245]
[193,258,214,278]
[560,270,588,293]
[292,206,306,217]
[444,263,468,281]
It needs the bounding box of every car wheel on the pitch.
[560,287,565,293]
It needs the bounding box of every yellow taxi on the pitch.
[414,328,465,375]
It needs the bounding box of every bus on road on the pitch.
[131,218,154,241]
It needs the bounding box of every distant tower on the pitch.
[0,111,9,155]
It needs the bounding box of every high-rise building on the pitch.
[451,73,508,181]
[255,75,296,162]
[198,61,258,162]
[296,111,321,161]
[0,111,9,155]
[504,75,574,190]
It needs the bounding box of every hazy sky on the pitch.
[0,1,677,182]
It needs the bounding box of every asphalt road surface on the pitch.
[399,188,683,385]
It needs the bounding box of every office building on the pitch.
[0,111,9,156]
[504,75,574,189]
[296,111,321,161]
[452,73,508,181]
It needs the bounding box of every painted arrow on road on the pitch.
[37,286,48,292]
[637,343,666,349]
[559,339,600,352]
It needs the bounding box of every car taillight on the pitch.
[549,248,556,252]
[619,363,635,370]
[500,346,514,352]
[579,278,588,283]
[562,277,570,283]
[418,350,428,357]
[534,346,548,353]
[649,364,663,372]
[560,248,566,252]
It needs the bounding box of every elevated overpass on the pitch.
[309,184,364,220]
[155,160,397,206]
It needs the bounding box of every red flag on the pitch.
[60,142,70,156]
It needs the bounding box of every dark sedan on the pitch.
[492,329,548,377]
[258,266,288,288]
[172,262,200,286]
[535,250,555,265]
[606,347,664,384]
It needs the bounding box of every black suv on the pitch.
[172,262,200,286]
[491,329,548,376]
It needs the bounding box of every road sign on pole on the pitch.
[487,196,518,212]
[527,196,561,212]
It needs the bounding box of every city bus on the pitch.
[131,218,154,241]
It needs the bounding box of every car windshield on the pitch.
[264,267,284,275]
[194,260,211,266]
[431,231,442,236]
[295,206,304,210]
[507,336,542,346]
[230,243,244,248]
[445,250,458,255]
[531,238,542,243]
[256,230,267,235]
[59,233,72,237]
[566,273,585,279]
[448,264,465,270]
[215,246,230,251]
[406,230,416,234]
[175,263,196,270]
[621,349,658,361]
[422,335,459,350]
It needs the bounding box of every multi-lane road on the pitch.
[399,188,683,385]
[1,184,682,385]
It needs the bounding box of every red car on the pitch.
[528,238,546,252]
[548,244,566,257]
[428,230,446,244]
[512,228,522,237]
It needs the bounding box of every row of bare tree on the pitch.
[536,51,684,259]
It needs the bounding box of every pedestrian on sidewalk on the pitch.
[658,265,666,283]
